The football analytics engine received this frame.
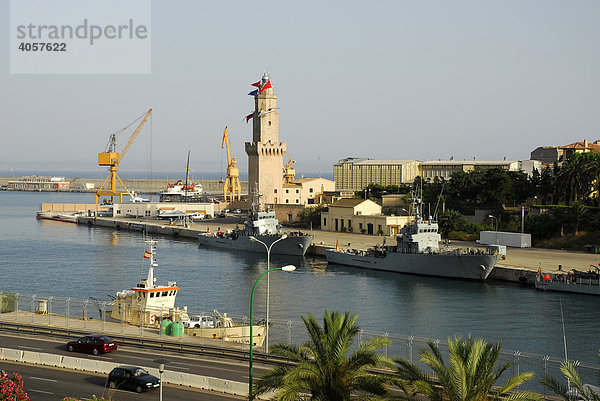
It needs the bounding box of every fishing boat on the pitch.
[325,196,499,280]
[535,267,600,295]
[100,239,266,345]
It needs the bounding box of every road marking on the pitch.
[30,376,58,382]
[28,389,54,394]
[18,346,42,350]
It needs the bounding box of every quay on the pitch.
[71,215,600,285]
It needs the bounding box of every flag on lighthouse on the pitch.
[251,80,261,87]
[259,80,272,93]
[244,113,254,123]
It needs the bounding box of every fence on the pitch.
[1,291,598,395]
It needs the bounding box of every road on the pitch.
[0,332,273,392]
[0,332,271,381]
[0,360,243,401]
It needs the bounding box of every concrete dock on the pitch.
[71,216,600,284]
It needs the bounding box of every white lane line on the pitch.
[30,376,58,382]
[28,389,54,394]
[18,346,42,350]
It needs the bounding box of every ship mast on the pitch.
[145,239,158,289]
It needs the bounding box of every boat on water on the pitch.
[36,211,83,223]
[98,238,265,345]
[535,267,600,296]
[198,208,313,256]
[325,203,499,280]
[159,151,206,203]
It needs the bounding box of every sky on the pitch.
[1,0,599,179]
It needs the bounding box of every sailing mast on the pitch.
[184,151,190,197]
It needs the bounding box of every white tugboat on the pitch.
[105,239,266,345]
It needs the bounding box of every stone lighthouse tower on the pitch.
[245,72,286,208]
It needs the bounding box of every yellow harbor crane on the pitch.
[222,126,241,201]
[95,108,152,204]
[283,151,296,184]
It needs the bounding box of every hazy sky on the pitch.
[1,1,599,178]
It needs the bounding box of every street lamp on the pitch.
[249,234,288,353]
[153,358,170,401]
[249,264,296,401]
[488,215,498,231]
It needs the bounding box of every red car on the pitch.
[66,334,117,355]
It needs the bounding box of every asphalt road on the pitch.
[0,332,271,383]
[0,359,243,401]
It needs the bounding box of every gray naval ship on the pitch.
[326,214,500,280]
[198,208,313,256]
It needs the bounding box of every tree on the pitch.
[542,351,600,401]
[570,201,588,235]
[394,336,541,401]
[438,209,465,238]
[252,310,393,401]
[556,154,593,205]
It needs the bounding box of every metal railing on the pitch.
[1,291,598,396]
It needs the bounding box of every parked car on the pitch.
[182,314,215,329]
[233,209,241,213]
[66,334,117,356]
[108,366,160,393]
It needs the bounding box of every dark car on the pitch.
[108,366,160,393]
[66,334,117,356]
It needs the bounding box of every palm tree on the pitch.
[542,353,600,401]
[556,154,593,205]
[570,201,588,235]
[252,310,393,401]
[394,336,541,401]
[438,209,464,238]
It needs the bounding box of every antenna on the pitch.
[560,299,568,362]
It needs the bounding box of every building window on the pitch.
[295,189,299,193]
[288,213,293,222]
[359,223,363,230]
[274,189,277,193]
[116,210,121,214]
[286,199,289,203]
[286,189,289,194]
[324,217,327,226]
[296,199,299,203]
[309,187,314,193]
[348,220,352,229]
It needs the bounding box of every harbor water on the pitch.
[1,192,599,369]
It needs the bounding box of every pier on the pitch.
[68,215,600,285]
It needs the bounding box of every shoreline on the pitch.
[68,215,600,285]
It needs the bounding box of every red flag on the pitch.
[251,81,261,87]
[259,80,272,93]
[244,113,254,123]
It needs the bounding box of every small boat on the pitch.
[535,267,600,296]
[100,239,265,345]
[160,151,206,202]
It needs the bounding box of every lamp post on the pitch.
[153,358,170,401]
[488,214,498,231]
[249,264,296,401]
[249,234,288,353]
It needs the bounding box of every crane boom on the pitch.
[121,108,152,161]
[96,108,152,204]
[221,126,241,202]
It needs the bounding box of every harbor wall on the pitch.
[76,216,539,285]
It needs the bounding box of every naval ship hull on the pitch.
[198,233,313,256]
[325,250,499,280]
